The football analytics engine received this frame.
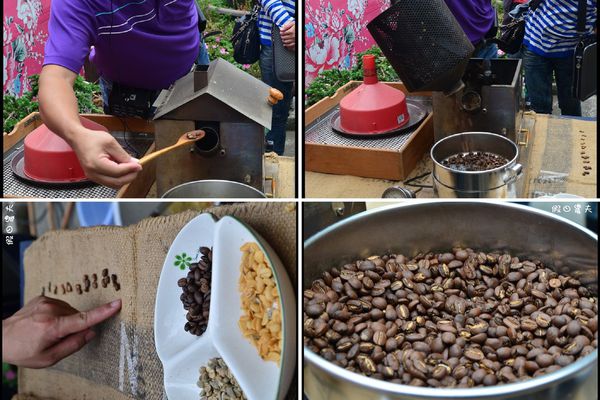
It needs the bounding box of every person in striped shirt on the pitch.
[258,0,295,155]
[522,0,596,115]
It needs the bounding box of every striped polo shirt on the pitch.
[524,0,597,57]
[258,0,295,46]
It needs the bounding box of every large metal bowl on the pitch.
[161,180,266,199]
[304,201,598,400]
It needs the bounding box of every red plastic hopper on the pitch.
[337,55,410,135]
[23,117,109,182]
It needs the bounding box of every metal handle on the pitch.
[504,163,523,184]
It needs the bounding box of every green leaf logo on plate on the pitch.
[174,252,192,270]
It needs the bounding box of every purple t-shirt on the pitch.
[444,0,495,44]
[44,0,199,90]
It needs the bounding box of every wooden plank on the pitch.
[3,112,43,152]
[306,143,405,180]
[117,143,156,198]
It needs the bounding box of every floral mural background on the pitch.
[304,0,389,86]
[3,0,50,96]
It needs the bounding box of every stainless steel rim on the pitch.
[304,201,598,398]
[161,179,266,199]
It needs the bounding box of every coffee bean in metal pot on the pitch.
[567,320,581,336]
[464,347,484,361]
[306,303,325,318]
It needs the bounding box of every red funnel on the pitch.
[23,117,108,182]
[338,55,410,135]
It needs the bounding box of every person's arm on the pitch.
[2,296,121,368]
[40,0,141,188]
[260,0,295,49]
[39,66,142,188]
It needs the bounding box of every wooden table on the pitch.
[305,113,596,198]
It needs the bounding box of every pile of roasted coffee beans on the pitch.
[441,151,509,171]
[42,269,120,296]
[178,246,212,336]
[303,248,598,388]
[197,357,246,400]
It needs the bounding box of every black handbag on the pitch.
[272,24,296,82]
[231,5,261,64]
[491,0,543,54]
[572,0,596,101]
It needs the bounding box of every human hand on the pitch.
[2,296,122,368]
[280,21,295,50]
[71,128,142,189]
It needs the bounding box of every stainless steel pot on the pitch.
[161,179,266,198]
[304,201,598,400]
[431,132,522,198]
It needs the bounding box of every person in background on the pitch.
[522,0,597,116]
[258,0,295,155]
[444,0,499,59]
[2,297,121,368]
[39,0,209,189]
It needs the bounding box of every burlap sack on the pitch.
[16,202,297,400]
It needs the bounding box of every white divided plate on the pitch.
[211,216,296,400]
[154,213,217,399]
[154,213,296,400]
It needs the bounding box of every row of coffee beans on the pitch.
[303,248,598,388]
[197,357,246,400]
[42,269,120,296]
[178,246,212,336]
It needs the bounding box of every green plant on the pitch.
[305,46,399,106]
[3,74,102,134]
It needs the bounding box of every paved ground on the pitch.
[552,95,597,118]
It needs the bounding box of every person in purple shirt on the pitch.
[443,0,499,59]
[39,0,207,188]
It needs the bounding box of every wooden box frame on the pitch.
[305,81,434,180]
[3,112,155,198]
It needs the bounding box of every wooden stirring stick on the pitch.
[137,130,205,166]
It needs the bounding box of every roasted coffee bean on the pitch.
[464,347,484,361]
[441,332,456,345]
[468,321,489,335]
[306,303,325,318]
[397,304,410,319]
[372,297,387,310]
[536,313,552,328]
[567,320,581,336]
[535,354,554,368]
[373,331,387,346]
[385,338,398,352]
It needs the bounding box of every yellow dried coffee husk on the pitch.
[238,242,282,364]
